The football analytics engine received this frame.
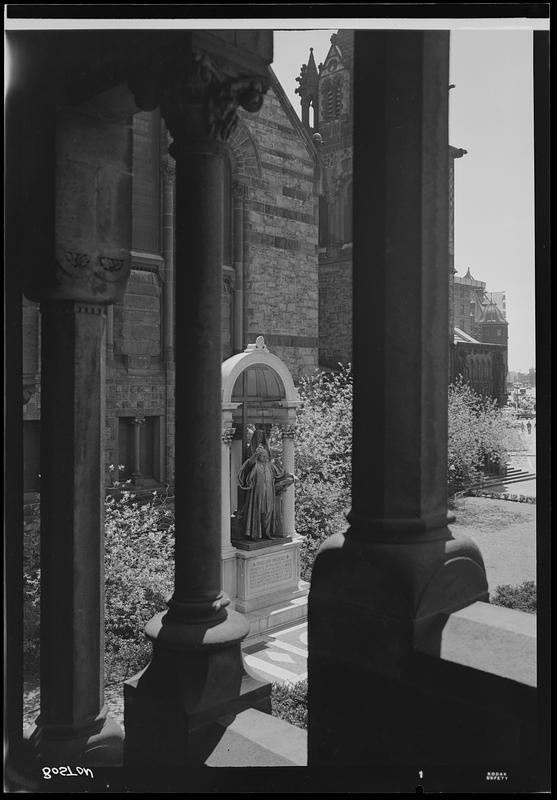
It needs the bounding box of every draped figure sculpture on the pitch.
[238,429,295,541]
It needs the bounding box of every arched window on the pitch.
[327,85,335,118]
[335,84,342,116]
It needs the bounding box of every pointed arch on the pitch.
[227,119,263,179]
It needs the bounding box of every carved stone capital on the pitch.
[221,427,236,446]
[131,50,268,151]
[40,248,132,305]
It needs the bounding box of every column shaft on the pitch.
[281,431,296,536]
[220,431,235,553]
[132,419,143,477]
[171,145,224,615]
[350,30,450,533]
[39,301,106,728]
[232,182,245,352]
[106,305,114,356]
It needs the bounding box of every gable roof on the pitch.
[454,327,480,344]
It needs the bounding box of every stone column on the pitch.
[230,436,243,513]
[124,47,271,769]
[308,31,488,767]
[37,301,123,762]
[232,180,246,353]
[21,90,132,766]
[281,424,297,537]
[131,416,145,482]
[106,305,114,358]
[220,424,236,554]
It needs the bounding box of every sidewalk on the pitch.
[243,622,308,685]
[503,425,537,497]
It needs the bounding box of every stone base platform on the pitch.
[241,584,309,642]
[207,708,307,766]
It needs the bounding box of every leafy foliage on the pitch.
[448,377,512,494]
[104,487,174,683]
[23,506,41,672]
[23,487,175,684]
[294,365,352,579]
[270,680,308,729]
[490,581,536,614]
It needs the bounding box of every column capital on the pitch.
[221,426,236,446]
[130,49,268,153]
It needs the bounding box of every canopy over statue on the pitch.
[220,338,307,631]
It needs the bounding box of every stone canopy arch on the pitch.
[222,336,299,407]
[219,337,306,631]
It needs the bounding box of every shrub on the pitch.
[270,680,308,729]
[23,505,41,674]
[294,365,352,579]
[490,581,536,613]
[104,488,174,683]
[22,487,175,684]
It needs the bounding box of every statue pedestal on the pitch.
[226,537,308,638]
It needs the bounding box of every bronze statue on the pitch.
[238,430,294,541]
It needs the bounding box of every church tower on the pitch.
[477,295,509,346]
[298,31,354,368]
[295,46,319,130]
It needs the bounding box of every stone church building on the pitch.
[22,30,509,498]
[22,67,320,495]
[296,31,508,401]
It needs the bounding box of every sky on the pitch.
[272,27,537,374]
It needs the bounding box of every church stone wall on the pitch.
[239,88,319,381]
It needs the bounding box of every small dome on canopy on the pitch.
[231,365,286,402]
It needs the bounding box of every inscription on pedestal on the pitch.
[247,551,294,598]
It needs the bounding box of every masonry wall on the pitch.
[23,88,319,490]
[238,86,319,381]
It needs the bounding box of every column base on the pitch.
[25,710,124,767]
[308,525,489,766]
[123,608,271,770]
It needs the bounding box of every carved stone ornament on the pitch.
[221,427,236,446]
[131,50,268,147]
[245,335,268,353]
[55,249,131,297]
